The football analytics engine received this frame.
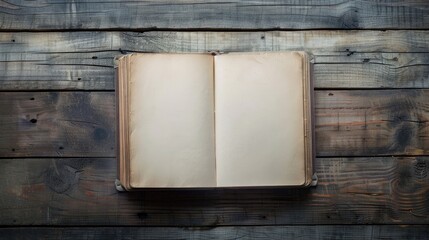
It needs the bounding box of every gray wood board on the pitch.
[0,157,427,225]
[0,31,428,90]
[0,92,115,157]
[0,1,428,30]
[1,225,428,240]
[0,90,428,157]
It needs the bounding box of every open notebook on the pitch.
[116,52,314,190]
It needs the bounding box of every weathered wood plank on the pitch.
[0,157,427,225]
[0,1,428,30]
[1,225,428,240]
[0,92,115,157]
[1,90,428,157]
[316,90,429,156]
[1,31,428,90]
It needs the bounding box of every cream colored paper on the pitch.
[128,54,216,187]
[214,52,306,187]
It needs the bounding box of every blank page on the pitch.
[128,54,216,188]
[215,52,306,187]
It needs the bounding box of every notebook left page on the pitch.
[128,53,216,188]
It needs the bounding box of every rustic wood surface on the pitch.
[0,90,427,157]
[1,0,428,238]
[315,90,429,156]
[0,1,428,30]
[1,225,429,240]
[0,157,428,225]
[0,92,115,157]
[1,31,428,90]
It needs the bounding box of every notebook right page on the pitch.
[215,52,307,187]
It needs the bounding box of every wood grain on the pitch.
[1,225,428,240]
[2,0,428,235]
[1,90,428,158]
[1,31,428,90]
[316,90,429,156]
[0,157,427,225]
[0,1,428,30]
[0,92,115,157]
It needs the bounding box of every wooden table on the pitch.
[0,1,428,239]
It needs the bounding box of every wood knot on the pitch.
[346,49,356,56]
[414,159,428,179]
[93,128,108,141]
[45,160,84,194]
[137,212,148,220]
[340,9,359,28]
